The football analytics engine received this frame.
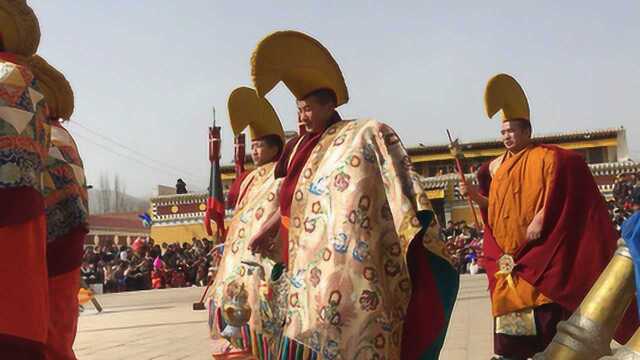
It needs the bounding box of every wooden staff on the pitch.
[446,129,481,229]
[80,277,103,313]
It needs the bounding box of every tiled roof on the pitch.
[421,160,638,189]
[407,127,623,154]
[89,212,148,232]
[421,173,476,189]
[588,161,640,176]
[215,127,624,168]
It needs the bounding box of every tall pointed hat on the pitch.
[251,30,348,106]
[28,55,74,120]
[484,73,530,122]
[0,0,40,56]
[227,86,284,141]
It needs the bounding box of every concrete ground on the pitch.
[74,274,493,359]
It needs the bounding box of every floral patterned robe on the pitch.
[209,161,284,354]
[281,119,453,359]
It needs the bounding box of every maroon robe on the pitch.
[478,144,638,343]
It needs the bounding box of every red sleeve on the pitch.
[225,171,250,210]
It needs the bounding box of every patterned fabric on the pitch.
[209,162,284,356]
[0,56,50,352]
[43,121,88,242]
[0,57,50,192]
[277,337,319,359]
[493,303,571,359]
[281,119,451,359]
[495,308,536,336]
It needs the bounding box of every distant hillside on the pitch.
[88,189,149,215]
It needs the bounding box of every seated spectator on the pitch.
[119,245,129,262]
[196,263,209,287]
[103,262,118,293]
[151,257,166,289]
[469,258,480,275]
[115,261,127,292]
[170,264,186,288]
[80,262,97,284]
[443,221,455,239]
[79,236,221,293]
[124,262,140,291]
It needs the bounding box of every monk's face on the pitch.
[501,120,531,153]
[251,139,279,166]
[297,96,335,134]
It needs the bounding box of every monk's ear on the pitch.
[519,119,533,138]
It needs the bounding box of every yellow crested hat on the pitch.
[28,55,74,120]
[0,0,40,57]
[484,73,530,122]
[251,30,348,106]
[227,86,284,141]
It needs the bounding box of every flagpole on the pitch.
[194,105,220,311]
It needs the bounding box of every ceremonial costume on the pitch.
[0,2,50,358]
[209,87,286,358]
[30,55,88,360]
[252,31,459,360]
[477,74,632,359]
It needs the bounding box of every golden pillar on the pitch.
[534,244,635,360]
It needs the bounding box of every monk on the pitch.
[462,74,627,359]
[226,132,283,211]
[209,87,286,358]
[249,30,459,360]
[30,55,89,360]
[0,1,51,358]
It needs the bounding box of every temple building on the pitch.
[418,127,635,225]
[86,212,150,247]
[147,127,638,244]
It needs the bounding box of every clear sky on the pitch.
[30,1,640,196]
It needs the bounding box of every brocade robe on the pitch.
[209,161,284,356]
[279,119,456,360]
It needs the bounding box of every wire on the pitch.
[69,121,204,180]
[70,130,208,190]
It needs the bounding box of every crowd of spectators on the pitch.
[610,172,640,231]
[442,171,640,276]
[81,172,640,289]
[443,220,483,274]
[81,237,221,293]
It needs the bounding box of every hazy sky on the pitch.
[30,1,640,196]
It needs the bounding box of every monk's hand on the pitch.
[459,181,469,197]
[460,181,478,200]
[248,213,281,255]
[248,228,273,255]
[526,212,544,241]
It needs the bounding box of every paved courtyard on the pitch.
[74,274,493,359]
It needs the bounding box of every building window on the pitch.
[588,148,605,164]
